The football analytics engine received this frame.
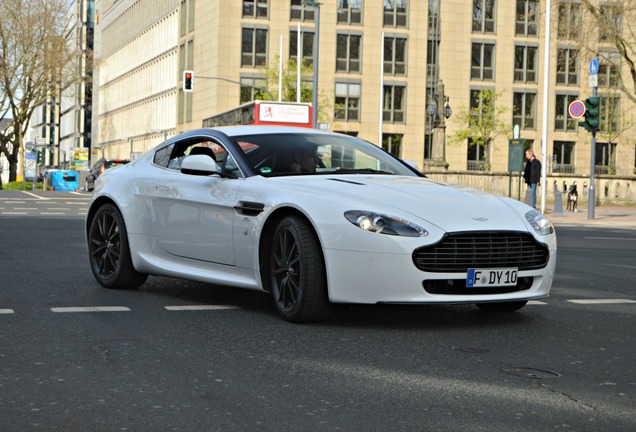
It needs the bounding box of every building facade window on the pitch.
[557,1,581,40]
[595,142,617,174]
[336,33,361,73]
[471,42,494,80]
[555,94,578,132]
[599,3,623,43]
[243,0,269,18]
[516,0,538,36]
[556,48,579,85]
[338,0,362,24]
[467,137,489,171]
[553,141,575,173]
[600,94,620,134]
[383,0,407,27]
[513,91,536,129]
[242,27,268,67]
[514,45,537,83]
[334,82,361,121]
[598,52,621,88]
[291,0,315,21]
[384,36,407,75]
[240,76,268,103]
[382,134,403,157]
[472,0,495,34]
[290,30,314,66]
[382,84,406,123]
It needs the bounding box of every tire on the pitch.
[87,203,148,289]
[476,301,528,312]
[269,215,330,323]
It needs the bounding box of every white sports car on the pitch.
[86,126,556,322]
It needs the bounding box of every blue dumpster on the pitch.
[49,170,79,192]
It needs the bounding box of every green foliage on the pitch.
[2,181,35,190]
[449,89,509,149]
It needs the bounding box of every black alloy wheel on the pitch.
[270,215,330,323]
[88,203,148,289]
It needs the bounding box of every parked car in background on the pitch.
[86,158,130,191]
[85,126,557,323]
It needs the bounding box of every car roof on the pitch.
[203,125,334,138]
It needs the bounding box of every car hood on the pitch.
[270,175,531,233]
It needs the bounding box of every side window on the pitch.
[153,144,174,168]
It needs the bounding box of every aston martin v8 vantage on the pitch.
[86,126,556,322]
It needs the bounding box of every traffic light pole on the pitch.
[588,86,597,220]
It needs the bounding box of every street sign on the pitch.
[568,100,586,118]
[589,74,598,88]
[589,58,599,75]
[35,137,47,146]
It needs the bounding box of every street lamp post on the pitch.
[302,0,320,128]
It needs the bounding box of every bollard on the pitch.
[525,188,534,207]
[553,188,564,216]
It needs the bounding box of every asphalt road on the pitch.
[1,191,635,431]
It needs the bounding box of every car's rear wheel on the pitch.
[269,215,330,323]
[476,301,528,312]
[88,203,148,289]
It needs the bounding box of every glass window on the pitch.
[556,48,579,85]
[471,42,494,80]
[338,0,362,24]
[384,36,407,75]
[552,141,575,174]
[382,84,406,123]
[557,1,581,40]
[599,3,623,42]
[514,45,537,83]
[336,33,361,73]
[513,91,536,129]
[516,0,538,36]
[383,0,407,27]
[290,29,315,67]
[382,134,403,158]
[467,137,489,171]
[242,27,268,67]
[335,82,361,121]
[595,142,617,175]
[472,0,495,33]
[291,0,315,21]
[598,52,621,88]
[600,94,620,134]
[243,0,269,18]
[240,76,269,103]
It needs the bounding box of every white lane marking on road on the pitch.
[567,299,636,304]
[40,212,66,215]
[51,306,131,313]
[4,201,25,204]
[14,207,37,210]
[584,237,636,241]
[22,191,49,200]
[1,212,27,215]
[607,264,636,270]
[0,309,15,314]
[165,305,240,311]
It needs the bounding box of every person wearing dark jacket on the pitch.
[523,149,541,209]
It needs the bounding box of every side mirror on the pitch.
[181,154,221,176]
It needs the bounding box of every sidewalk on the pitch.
[546,204,636,228]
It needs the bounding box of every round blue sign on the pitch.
[589,58,599,75]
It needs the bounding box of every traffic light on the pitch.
[579,96,600,133]
[183,70,193,92]
[36,150,43,165]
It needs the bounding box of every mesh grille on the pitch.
[413,232,549,272]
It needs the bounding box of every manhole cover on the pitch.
[502,367,561,379]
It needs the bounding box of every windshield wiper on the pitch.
[334,168,394,175]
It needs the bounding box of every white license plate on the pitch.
[466,268,518,288]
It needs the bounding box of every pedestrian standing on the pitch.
[523,149,541,209]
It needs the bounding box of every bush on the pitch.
[2,181,36,190]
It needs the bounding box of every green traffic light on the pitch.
[579,96,601,132]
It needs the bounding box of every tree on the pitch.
[254,56,332,125]
[580,1,636,104]
[0,0,76,182]
[449,89,509,170]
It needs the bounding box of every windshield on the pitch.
[232,132,421,177]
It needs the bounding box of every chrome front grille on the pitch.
[412,231,549,273]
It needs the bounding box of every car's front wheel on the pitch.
[476,301,528,312]
[87,203,148,289]
[269,215,330,323]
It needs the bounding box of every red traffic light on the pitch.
[183,70,193,92]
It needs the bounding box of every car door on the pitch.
[151,138,241,265]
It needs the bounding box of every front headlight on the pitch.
[525,209,554,235]
[344,210,429,237]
